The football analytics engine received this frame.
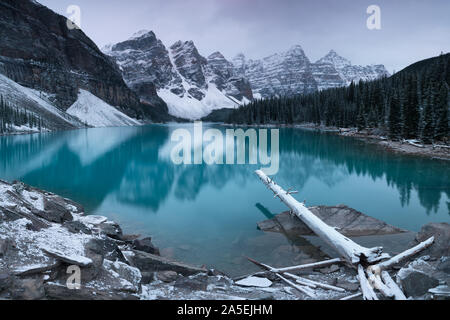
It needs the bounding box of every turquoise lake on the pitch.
[0,124,449,276]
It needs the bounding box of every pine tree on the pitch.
[434,84,449,142]
[388,94,402,139]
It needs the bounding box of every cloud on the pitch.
[39,0,450,73]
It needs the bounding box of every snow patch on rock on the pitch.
[67,90,141,128]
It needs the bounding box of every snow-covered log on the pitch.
[403,139,424,148]
[369,237,434,272]
[381,271,407,300]
[276,273,317,298]
[255,170,390,264]
[357,265,378,300]
[269,258,342,273]
[284,273,345,292]
[340,292,363,300]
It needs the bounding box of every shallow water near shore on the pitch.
[0,124,448,277]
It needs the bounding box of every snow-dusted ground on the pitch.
[67,90,142,128]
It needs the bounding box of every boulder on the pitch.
[258,205,406,237]
[127,250,207,276]
[44,282,139,300]
[103,260,142,293]
[335,278,359,292]
[63,221,92,235]
[36,197,73,223]
[156,271,178,283]
[174,274,208,291]
[437,257,450,274]
[84,238,126,263]
[398,271,439,297]
[411,223,450,258]
[140,272,155,284]
[42,248,93,267]
[0,238,13,257]
[0,273,12,292]
[133,237,160,255]
[11,278,45,300]
[98,221,123,240]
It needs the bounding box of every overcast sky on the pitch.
[39,0,449,73]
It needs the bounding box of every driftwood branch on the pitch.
[340,292,362,300]
[369,237,434,272]
[256,170,390,264]
[357,265,378,300]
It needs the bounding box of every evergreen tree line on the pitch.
[0,95,44,134]
[226,54,450,144]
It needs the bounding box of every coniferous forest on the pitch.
[0,95,44,134]
[226,53,449,144]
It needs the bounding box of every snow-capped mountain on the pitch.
[105,30,389,120]
[234,48,390,98]
[233,46,317,99]
[105,31,253,120]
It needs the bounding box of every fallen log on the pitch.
[255,170,390,264]
[357,265,378,300]
[284,272,345,292]
[340,292,362,300]
[368,236,434,272]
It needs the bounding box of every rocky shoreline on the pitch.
[295,124,450,161]
[0,180,449,300]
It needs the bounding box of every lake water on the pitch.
[0,124,448,276]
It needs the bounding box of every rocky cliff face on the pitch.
[105,31,253,120]
[0,0,166,121]
[234,48,390,98]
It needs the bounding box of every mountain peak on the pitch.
[317,50,351,67]
[130,30,155,40]
[208,51,226,60]
[286,45,306,55]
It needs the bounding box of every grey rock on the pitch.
[44,282,139,300]
[258,205,406,237]
[411,223,450,258]
[133,237,160,255]
[399,271,439,297]
[63,221,92,235]
[127,250,207,276]
[437,257,450,274]
[11,278,45,300]
[42,248,93,267]
[34,197,73,223]
[174,274,208,291]
[319,264,340,274]
[335,278,359,292]
[140,272,155,284]
[0,273,12,292]
[85,238,126,263]
[0,238,13,257]
[156,271,178,283]
[98,221,123,240]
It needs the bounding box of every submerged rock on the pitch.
[257,205,406,237]
[126,250,207,276]
[410,223,450,258]
[133,237,160,255]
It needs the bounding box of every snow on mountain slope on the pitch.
[67,90,141,127]
[104,31,252,120]
[158,83,240,120]
[234,48,390,97]
[0,74,83,132]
